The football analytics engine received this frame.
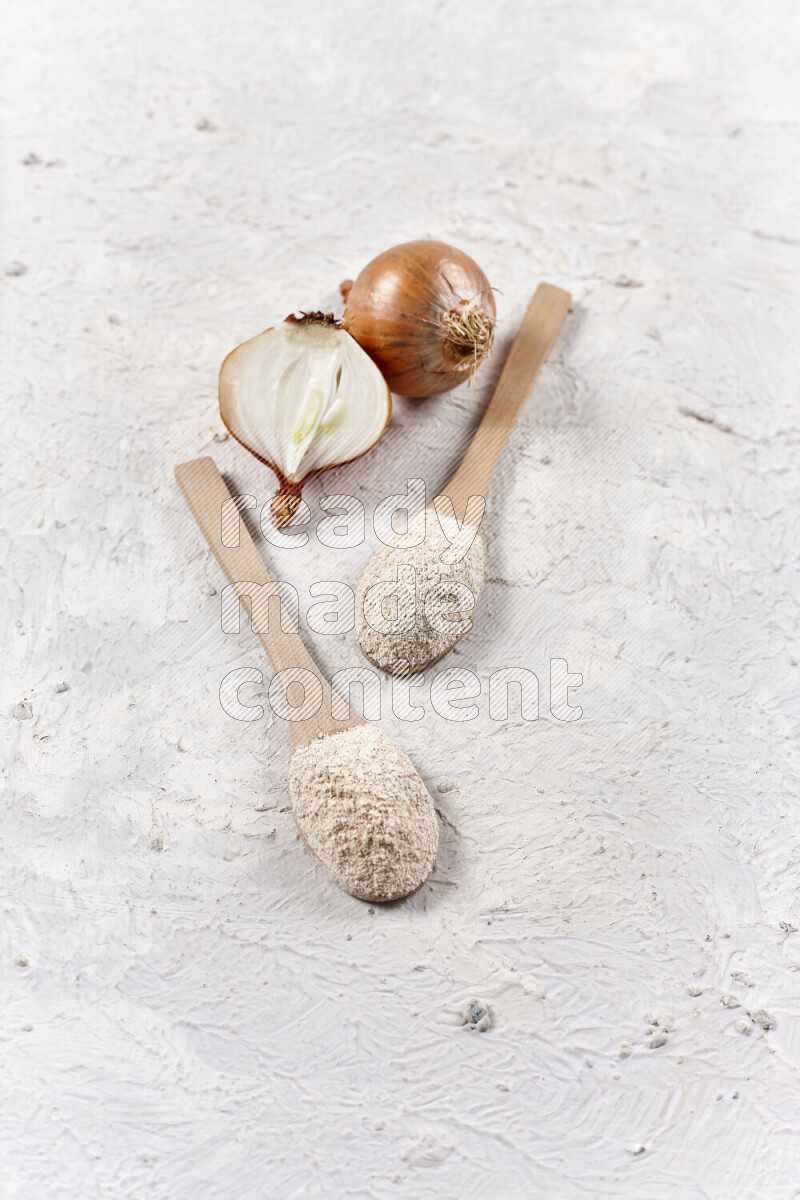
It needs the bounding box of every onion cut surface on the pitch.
[219,316,391,523]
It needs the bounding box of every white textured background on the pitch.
[2,1,800,1196]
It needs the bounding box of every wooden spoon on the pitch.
[175,456,438,901]
[355,282,572,675]
[435,282,572,521]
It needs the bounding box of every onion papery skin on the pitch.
[341,240,496,399]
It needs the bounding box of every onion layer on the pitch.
[341,240,496,399]
[219,314,391,524]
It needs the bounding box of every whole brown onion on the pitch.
[340,240,496,399]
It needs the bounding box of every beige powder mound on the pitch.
[288,724,438,902]
[355,508,484,675]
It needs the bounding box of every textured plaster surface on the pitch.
[2,1,800,1197]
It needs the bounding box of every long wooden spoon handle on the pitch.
[175,457,319,677]
[442,282,571,517]
[176,457,366,749]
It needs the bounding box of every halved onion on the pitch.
[219,313,391,524]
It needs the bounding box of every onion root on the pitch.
[440,302,495,368]
[271,481,304,527]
